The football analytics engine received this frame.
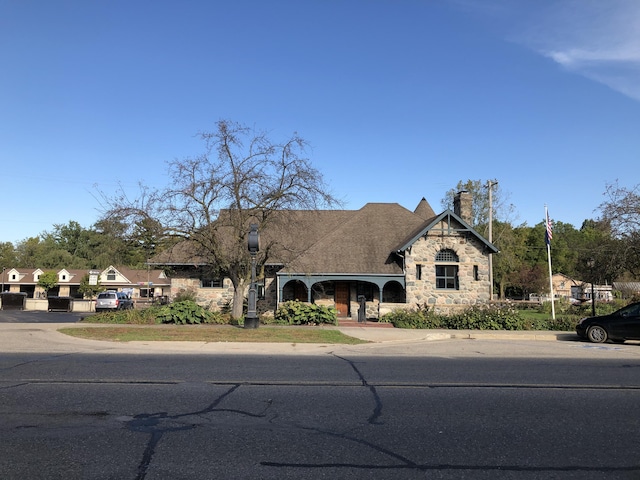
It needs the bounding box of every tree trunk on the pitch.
[231,278,247,319]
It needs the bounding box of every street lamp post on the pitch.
[244,224,260,329]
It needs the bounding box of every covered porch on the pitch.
[276,273,406,319]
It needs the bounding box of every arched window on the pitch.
[435,249,459,290]
[435,249,459,262]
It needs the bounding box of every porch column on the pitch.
[277,276,283,305]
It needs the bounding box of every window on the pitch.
[416,264,423,281]
[473,265,479,281]
[435,249,459,290]
[435,249,458,262]
[107,270,116,281]
[140,288,155,298]
[200,277,223,288]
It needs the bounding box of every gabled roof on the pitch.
[395,210,499,254]
[101,265,170,286]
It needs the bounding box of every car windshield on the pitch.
[98,293,116,299]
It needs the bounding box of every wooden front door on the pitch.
[334,282,350,317]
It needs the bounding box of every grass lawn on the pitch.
[58,325,369,344]
[518,310,556,321]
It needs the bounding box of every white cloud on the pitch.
[515,0,640,101]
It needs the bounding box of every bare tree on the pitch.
[599,181,640,236]
[599,180,640,276]
[99,120,340,318]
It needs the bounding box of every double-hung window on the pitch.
[435,249,459,290]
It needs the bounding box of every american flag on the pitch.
[545,211,553,245]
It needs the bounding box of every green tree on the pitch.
[128,217,166,268]
[37,271,58,297]
[0,242,17,271]
[92,217,145,268]
[491,221,526,299]
[78,274,103,300]
[15,237,52,268]
[575,219,624,286]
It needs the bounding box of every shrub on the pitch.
[274,301,337,325]
[383,302,526,330]
[380,304,442,329]
[523,315,579,331]
[447,303,524,330]
[156,300,224,325]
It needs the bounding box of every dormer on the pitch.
[6,268,24,282]
[33,269,43,282]
[58,269,72,283]
[100,266,130,284]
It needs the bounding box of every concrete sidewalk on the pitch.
[0,320,578,356]
[334,326,577,343]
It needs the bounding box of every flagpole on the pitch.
[545,205,555,320]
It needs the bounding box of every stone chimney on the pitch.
[453,191,472,224]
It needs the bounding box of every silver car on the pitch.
[95,291,134,312]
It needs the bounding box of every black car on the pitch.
[576,302,640,343]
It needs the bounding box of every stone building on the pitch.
[152,192,498,318]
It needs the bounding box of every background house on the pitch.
[530,273,614,304]
[1,266,170,301]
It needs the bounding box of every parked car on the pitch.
[95,291,134,312]
[576,302,640,343]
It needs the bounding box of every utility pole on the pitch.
[487,180,498,301]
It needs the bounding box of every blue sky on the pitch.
[2,0,639,244]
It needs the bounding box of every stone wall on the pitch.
[171,276,277,316]
[404,225,491,313]
[172,277,236,310]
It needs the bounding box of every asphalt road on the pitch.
[2,311,640,479]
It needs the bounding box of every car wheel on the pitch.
[587,325,608,343]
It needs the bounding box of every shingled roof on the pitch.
[151,201,442,275]
[279,203,429,274]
